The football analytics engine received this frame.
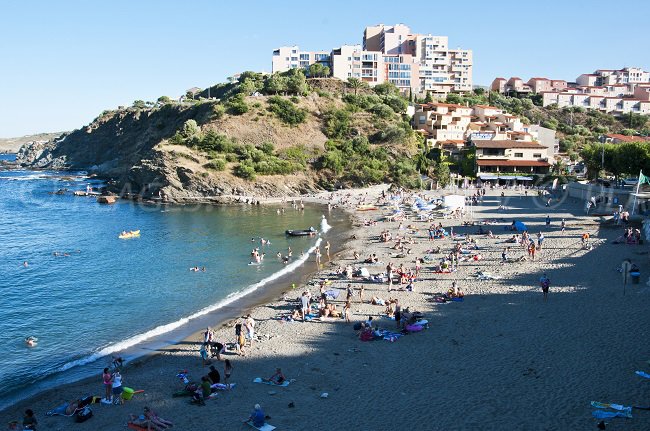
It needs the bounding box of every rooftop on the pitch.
[477,159,551,167]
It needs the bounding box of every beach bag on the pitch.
[75,406,93,423]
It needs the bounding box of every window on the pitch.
[514,153,523,158]
[533,153,542,158]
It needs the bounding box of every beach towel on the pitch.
[245,420,276,431]
[211,383,236,390]
[375,329,403,342]
[253,377,290,387]
[591,401,629,411]
[591,408,632,419]
[324,289,340,300]
[635,370,650,379]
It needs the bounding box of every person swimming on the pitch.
[25,336,38,347]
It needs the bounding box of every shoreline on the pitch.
[0,200,355,414]
[2,185,649,430]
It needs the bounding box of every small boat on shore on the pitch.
[119,230,140,239]
[285,228,317,237]
[356,204,378,211]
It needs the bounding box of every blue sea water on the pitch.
[0,165,341,410]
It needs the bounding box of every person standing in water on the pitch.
[324,241,330,260]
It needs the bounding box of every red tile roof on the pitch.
[606,134,650,142]
[477,159,551,167]
[473,140,545,149]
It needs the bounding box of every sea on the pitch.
[0,153,346,410]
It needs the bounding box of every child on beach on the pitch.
[102,367,112,403]
[540,274,550,302]
[344,301,351,323]
[224,359,233,386]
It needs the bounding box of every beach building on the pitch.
[472,140,552,178]
[413,103,546,148]
[272,23,472,97]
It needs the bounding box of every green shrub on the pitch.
[370,104,395,119]
[225,153,238,162]
[212,104,226,119]
[226,95,249,115]
[323,109,352,139]
[267,96,307,126]
[204,159,226,171]
[234,161,256,179]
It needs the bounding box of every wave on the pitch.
[52,237,324,374]
[320,215,332,233]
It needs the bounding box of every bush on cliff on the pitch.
[267,96,307,126]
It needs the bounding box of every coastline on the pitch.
[0,199,354,414]
[2,185,649,430]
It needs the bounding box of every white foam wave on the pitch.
[320,215,332,233]
[54,238,323,373]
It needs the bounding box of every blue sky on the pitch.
[1,0,648,137]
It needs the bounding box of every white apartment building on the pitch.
[272,46,331,73]
[413,103,538,147]
[272,23,472,97]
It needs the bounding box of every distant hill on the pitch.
[0,132,64,153]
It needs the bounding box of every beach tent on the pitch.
[443,195,466,211]
[514,221,527,231]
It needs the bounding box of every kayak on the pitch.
[356,205,378,211]
[285,229,317,236]
[119,230,140,239]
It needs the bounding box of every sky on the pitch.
[1,0,649,137]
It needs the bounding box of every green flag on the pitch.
[639,173,650,185]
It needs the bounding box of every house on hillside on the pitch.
[472,140,551,179]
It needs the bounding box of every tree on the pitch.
[308,63,324,78]
[445,93,462,104]
[132,100,147,109]
[347,78,362,96]
[286,70,308,95]
[423,91,433,103]
[157,96,171,105]
[434,160,451,188]
[239,78,259,96]
[264,73,288,95]
[322,66,330,77]
[182,119,201,139]
[628,112,648,129]
[373,82,400,97]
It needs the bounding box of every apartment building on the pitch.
[577,67,650,86]
[272,46,331,73]
[491,67,650,115]
[473,140,551,175]
[272,23,472,97]
[413,103,538,146]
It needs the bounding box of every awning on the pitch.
[479,175,533,181]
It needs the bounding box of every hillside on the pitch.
[0,132,64,153]
[18,73,420,202]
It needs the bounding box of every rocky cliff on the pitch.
[17,97,330,202]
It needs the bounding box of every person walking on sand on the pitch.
[528,242,536,260]
[359,285,365,304]
[244,314,255,347]
[344,301,351,323]
[561,218,566,233]
[224,359,233,387]
[325,241,330,260]
[540,274,550,302]
[315,247,321,266]
[394,299,401,328]
[537,232,544,250]
[386,262,394,290]
[300,291,309,321]
[546,215,551,226]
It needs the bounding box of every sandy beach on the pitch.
[2,185,649,431]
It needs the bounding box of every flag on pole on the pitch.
[638,172,650,186]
